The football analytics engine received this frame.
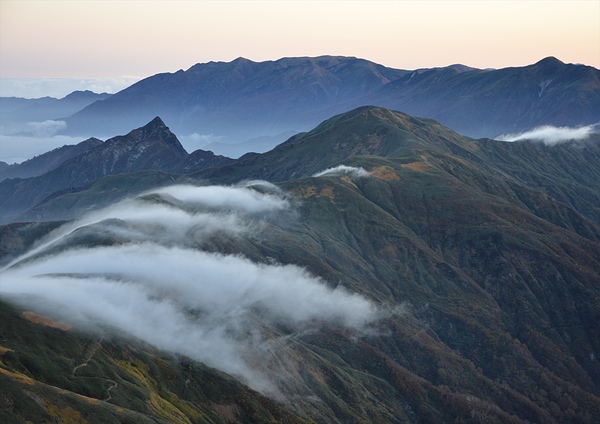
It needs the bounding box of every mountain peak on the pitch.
[146,116,167,129]
[123,116,187,154]
[232,56,252,63]
[534,56,564,67]
[60,90,110,101]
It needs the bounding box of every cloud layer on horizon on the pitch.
[0,77,141,99]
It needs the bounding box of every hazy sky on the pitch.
[1,0,599,97]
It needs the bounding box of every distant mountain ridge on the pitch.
[0,90,111,131]
[59,56,599,153]
[62,56,409,140]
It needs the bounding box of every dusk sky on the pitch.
[1,0,599,98]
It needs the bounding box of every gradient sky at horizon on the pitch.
[1,0,599,97]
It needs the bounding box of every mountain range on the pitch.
[1,106,599,423]
[65,56,600,149]
[2,56,598,158]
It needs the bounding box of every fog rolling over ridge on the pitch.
[0,182,385,399]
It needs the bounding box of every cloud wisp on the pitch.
[0,183,382,398]
[25,120,68,137]
[497,124,598,145]
[313,165,371,178]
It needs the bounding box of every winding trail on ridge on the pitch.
[71,335,119,402]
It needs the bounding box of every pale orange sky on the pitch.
[1,0,599,79]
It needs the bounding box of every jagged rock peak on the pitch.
[145,116,168,129]
[117,116,187,154]
[132,116,173,140]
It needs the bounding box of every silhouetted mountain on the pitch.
[1,107,599,423]
[0,137,103,181]
[61,57,599,155]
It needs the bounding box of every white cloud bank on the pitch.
[313,165,371,178]
[0,184,383,397]
[25,120,67,137]
[497,124,598,145]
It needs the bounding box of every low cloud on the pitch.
[0,184,383,398]
[313,165,371,178]
[25,120,68,137]
[497,124,598,145]
[151,184,290,215]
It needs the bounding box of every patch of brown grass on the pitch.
[341,175,358,188]
[0,346,14,355]
[371,166,400,181]
[318,186,335,200]
[401,162,431,171]
[0,367,35,386]
[292,186,316,199]
[23,311,71,331]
